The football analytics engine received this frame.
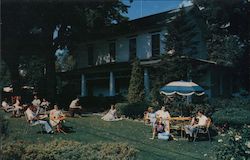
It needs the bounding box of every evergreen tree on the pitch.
[127,59,145,103]
[150,7,201,102]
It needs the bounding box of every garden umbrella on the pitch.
[3,86,13,93]
[160,81,205,116]
[160,80,205,96]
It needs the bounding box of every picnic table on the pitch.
[170,117,192,138]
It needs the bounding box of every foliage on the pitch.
[216,125,250,160]
[18,55,46,88]
[207,34,244,66]
[212,108,250,127]
[116,102,150,119]
[150,7,202,102]
[2,140,138,160]
[1,141,27,160]
[127,59,145,103]
[55,50,76,72]
[193,0,249,87]
[0,60,11,87]
[165,7,199,58]
[2,0,129,101]
[0,115,9,135]
[210,97,250,111]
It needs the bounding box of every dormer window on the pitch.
[109,42,116,62]
[129,38,136,60]
[151,34,160,57]
[87,44,94,65]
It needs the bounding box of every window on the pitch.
[151,34,160,56]
[109,42,116,62]
[87,45,93,65]
[129,38,136,60]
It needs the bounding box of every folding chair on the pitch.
[193,118,211,142]
[24,112,44,134]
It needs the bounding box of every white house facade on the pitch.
[59,6,235,99]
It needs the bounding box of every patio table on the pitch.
[170,117,192,138]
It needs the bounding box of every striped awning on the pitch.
[160,81,205,96]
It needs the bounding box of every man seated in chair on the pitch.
[25,105,53,134]
[50,104,66,133]
[69,97,83,117]
[184,110,208,141]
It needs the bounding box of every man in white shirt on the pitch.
[184,110,208,141]
[25,105,53,134]
[69,97,83,117]
[32,95,41,107]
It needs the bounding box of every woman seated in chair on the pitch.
[150,117,171,140]
[49,104,66,133]
[155,106,171,132]
[12,96,23,117]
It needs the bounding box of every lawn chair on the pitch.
[193,118,211,142]
[24,112,44,134]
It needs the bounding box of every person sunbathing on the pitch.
[101,105,122,121]
[1,98,14,112]
[50,104,66,133]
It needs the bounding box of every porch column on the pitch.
[109,71,115,96]
[144,68,150,98]
[81,74,87,96]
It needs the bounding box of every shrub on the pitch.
[127,59,145,103]
[2,141,27,160]
[116,102,150,119]
[211,97,250,111]
[216,125,250,160]
[2,140,138,160]
[212,108,250,127]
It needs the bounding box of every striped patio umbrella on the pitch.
[160,80,205,96]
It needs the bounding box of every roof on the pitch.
[83,6,194,42]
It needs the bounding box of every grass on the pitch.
[1,110,218,160]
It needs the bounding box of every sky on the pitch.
[122,0,191,20]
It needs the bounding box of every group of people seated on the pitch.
[144,106,209,141]
[1,95,66,134]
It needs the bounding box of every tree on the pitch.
[193,0,250,90]
[149,6,206,102]
[2,0,129,101]
[127,59,145,103]
[18,55,46,90]
[0,61,11,88]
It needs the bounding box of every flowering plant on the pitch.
[216,125,250,160]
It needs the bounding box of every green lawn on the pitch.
[1,111,218,160]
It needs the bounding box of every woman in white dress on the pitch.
[101,105,121,121]
[155,106,171,132]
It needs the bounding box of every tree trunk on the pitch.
[45,45,57,103]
